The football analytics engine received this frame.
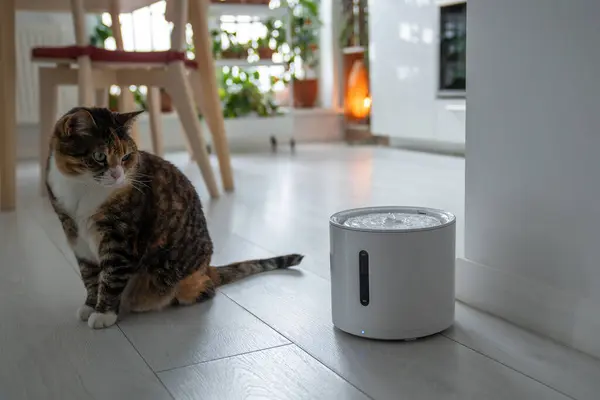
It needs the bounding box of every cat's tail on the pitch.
[208,254,304,286]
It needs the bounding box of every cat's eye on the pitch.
[92,152,106,163]
[122,153,132,161]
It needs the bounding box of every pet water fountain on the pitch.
[329,206,456,340]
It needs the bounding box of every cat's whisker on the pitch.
[127,170,151,179]
[129,178,151,190]
[131,179,152,186]
[129,183,145,195]
[128,177,147,186]
[130,173,153,181]
[133,172,154,178]
[131,176,152,184]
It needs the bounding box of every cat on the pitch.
[46,107,303,329]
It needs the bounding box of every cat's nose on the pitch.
[110,168,123,179]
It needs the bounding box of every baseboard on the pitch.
[456,257,600,359]
[17,109,344,161]
[389,137,465,156]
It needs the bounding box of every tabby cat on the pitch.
[46,107,303,329]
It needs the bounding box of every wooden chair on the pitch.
[32,0,226,198]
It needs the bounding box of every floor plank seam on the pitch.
[213,229,278,261]
[116,325,177,400]
[440,333,577,400]
[219,291,375,400]
[155,343,293,374]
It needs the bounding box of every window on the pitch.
[439,2,466,96]
[103,1,286,94]
[102,1,170,51]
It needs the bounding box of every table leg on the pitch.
[0,0,17,211]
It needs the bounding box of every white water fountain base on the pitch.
[329,206,456,340]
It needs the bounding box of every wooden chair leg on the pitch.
[95,88,108,107]
[39,68,58,195]
[186,70,208,160]
[187,71,202,159]
[0,0,16,210]
[164,62,218,198]
[77,56,94,106]
[119,88,141,144]
[189,0,234,192]
[147,87,164,157]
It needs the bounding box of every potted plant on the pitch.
[253,37,275,60]
[219,68,279,118]
[221,43,247,59]
[271,0,320,107]
[292,1,320,107]
[220,31,248,59]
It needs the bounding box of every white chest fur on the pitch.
[47,155,116,264]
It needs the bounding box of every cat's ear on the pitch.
[115,110,144,127]
[57,108,96,137]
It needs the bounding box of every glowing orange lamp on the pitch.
[345,59,371,120]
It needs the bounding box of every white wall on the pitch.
[458,0,600,357]
[369,0,465,147]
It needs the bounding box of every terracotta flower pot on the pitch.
[293,78,318,108]
[257,47,274,60]
[160,89,173,113]
[221,49,246,59]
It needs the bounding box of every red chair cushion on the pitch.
[184,59,199,69]
[89,48,186,64]
[32,46,187,65]
[31,45,90,60]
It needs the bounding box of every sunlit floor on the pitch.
[1,144,598,400]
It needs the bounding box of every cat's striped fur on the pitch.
[46,107,303,329]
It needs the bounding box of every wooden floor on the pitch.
[1,144,599,400]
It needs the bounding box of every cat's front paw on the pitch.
[87,312,118,329]
[76,304,94,321]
